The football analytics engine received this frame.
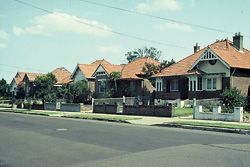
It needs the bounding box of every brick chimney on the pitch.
[233,32,243,51]
[193,43,200,53]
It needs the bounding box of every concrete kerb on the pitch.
[154,123,250,135]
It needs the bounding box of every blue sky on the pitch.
[0,0,250,83]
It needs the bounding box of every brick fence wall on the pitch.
[123,104,173,117]
[93,104,117,114]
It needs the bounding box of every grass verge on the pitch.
[171,121,250,130]
[174,108,193,117]
[0,108,141,123]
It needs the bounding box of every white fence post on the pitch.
[123,96,125,103]
[193,98,196,119]
[92,98,94,111]
[234,107,243,122]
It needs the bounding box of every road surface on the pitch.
[0,112,250,167]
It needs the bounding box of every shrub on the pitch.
[221,88,246,112]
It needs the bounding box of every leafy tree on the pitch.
[16,84,25,99]
[33,73,57,103]
[66,81,90,103]
[110,72,121,92]
[0,78,9,97]
[125,46,162,62]
[142,63,160,79]
[221,87,246,112]
[159,59,176,71]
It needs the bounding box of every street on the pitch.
[0,112,250,167]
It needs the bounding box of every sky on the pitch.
[0,0,250,83]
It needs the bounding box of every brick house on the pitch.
[22,72,44,97]
[153,33,250,100]
[71,59,114,98]
[9,72,26,96]
[92,62,124,98]
[117,57,160,97]
[22,67,71,97]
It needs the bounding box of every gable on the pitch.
[72,67,87,82]
[92,64,108,77]
[191,48,230,70]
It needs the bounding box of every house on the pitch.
[153,33,250,100]
[92,61,124,98]
[117,57,160,97]
[52,67,72,86]
[71,59,113,98]
[9,72,26,96]
[22,72,44,97]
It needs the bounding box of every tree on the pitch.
[66,81,90,103]
[110,72,121,92]
[125,46,162,62]
[159,59,176,71]
[221,87,246,112]
[0,78,9,97]
[33,73,57,102]
[142,63,160,79]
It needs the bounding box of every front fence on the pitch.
[123,104,172,117]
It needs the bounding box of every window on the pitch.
[156,78,163,91]
[96,71,106,76]
[197,77,202,91]
[206,78,216,90]
[98,80,106,93]
[170,80,178,91]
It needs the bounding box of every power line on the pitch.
[79,0,250,38]
[0,63,47,73]
[13,0,191,50]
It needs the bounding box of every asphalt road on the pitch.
[0,112,250,167]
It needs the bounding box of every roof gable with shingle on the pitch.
[154,39,250,77]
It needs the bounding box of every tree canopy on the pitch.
[125,46,162,62]
[0,78,9,97]
[33,73,57,102]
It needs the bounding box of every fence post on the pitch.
[123,96,125,103]
[193,98,196,119]
[92,98,94,112]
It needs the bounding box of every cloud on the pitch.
[155,22,192,32]
[0,30,9,48]
[98,45,123,54]
[135,0,181,13]
[13,12,112,37]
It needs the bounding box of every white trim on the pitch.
[190,48,230,70]
[92,64,108,77]
[155,78,163,92]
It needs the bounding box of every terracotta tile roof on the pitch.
[77,64,100,78]
[52,67,72,85]
[76,59,112,78]
[13,72,26,86]
[101,64,124,75]
[25,72,44,82]
[121,57,160,79]
[154,39,250,77]
[91,59,111,65]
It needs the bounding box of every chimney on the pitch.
[193,43,200,53]
[233,32,243,51]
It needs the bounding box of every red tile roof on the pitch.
[25,72,44,82]
[154,39,250,77]
[52,67,72,85]
[76,59,113,78]
[121,57,160,79]
[13,72,26,86]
